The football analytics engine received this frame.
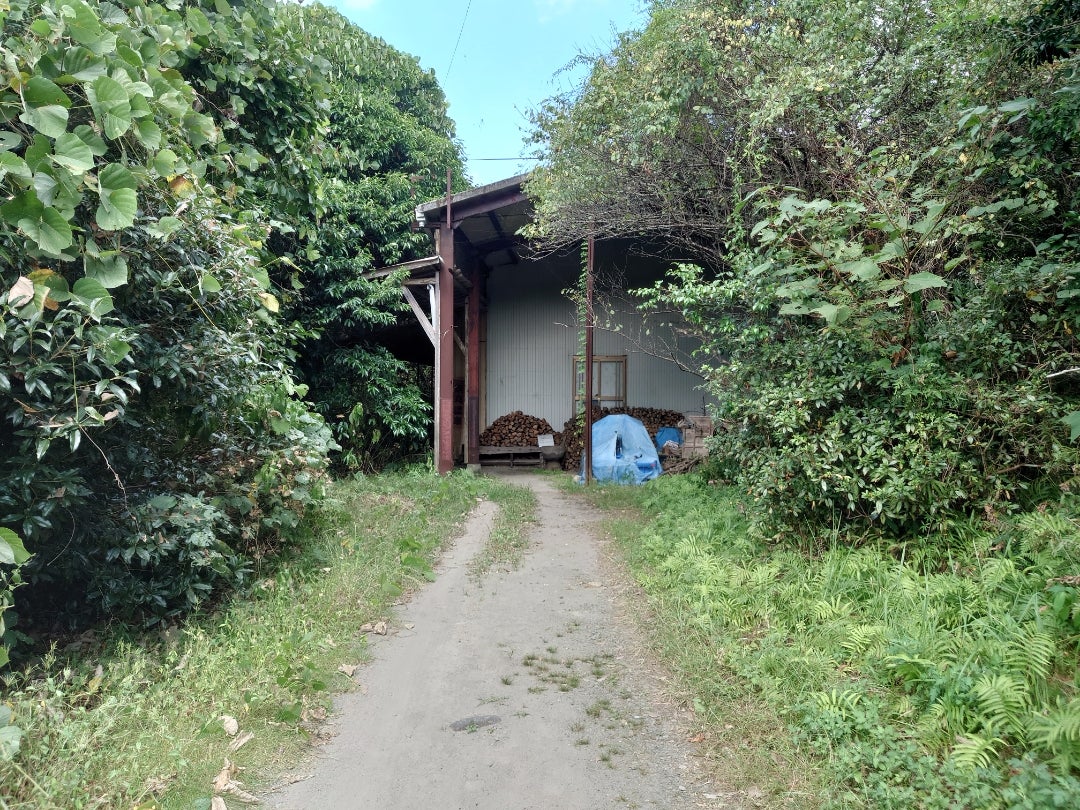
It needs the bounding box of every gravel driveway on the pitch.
[270,471,736,809]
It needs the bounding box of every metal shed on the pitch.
[375,174,709,473]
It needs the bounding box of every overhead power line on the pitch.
[445,0,473,79]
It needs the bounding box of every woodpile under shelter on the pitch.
[369,174,712,473]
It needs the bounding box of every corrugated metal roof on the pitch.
[414,173,530,226]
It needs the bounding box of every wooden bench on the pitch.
[478,445,544,467]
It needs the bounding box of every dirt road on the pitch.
[270,472,734,809]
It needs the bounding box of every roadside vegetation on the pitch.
[587,474,1080,808]
[0,0,462,685]
[529,0,1079,542]
[0,470,530,809]
[2,0,1078,808]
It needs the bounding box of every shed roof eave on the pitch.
[415,173,531,229]
[363,254,442,281]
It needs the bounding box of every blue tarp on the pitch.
[654,426,683,451]
[582,414,661,485]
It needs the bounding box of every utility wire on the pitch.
[445,0,473,79]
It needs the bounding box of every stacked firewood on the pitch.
[480,411,559,447]
[560,406,685,470]
[661,456,705,476]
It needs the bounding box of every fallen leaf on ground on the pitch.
[220,782,260,804]
[302,705,328,723]
[338,663,358,677]
[212,759,236,792]
[220,716,239,737]
[583,581,603,588]
[688,732,706,743]
[373,620,387,635]
[403,622,415,630]
[211,797,228,810]
[228,731,255,752]
[279,773,313,785]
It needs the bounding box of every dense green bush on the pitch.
[529,0,1079,537]
[0,0,463,637]
[308,345,432,471]
[0,0,341,635]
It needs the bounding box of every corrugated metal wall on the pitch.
[485,246,714,432]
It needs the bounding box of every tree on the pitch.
[0,0,336,633]
[528,0,1079,535]
[282,4,466,471]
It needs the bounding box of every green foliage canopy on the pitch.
[0,0,339,636]
[528,0,1080,535]
[283,4,465,471]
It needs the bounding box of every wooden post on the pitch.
[432,242,442,471]
[466,265,481,468]
[584,234,595,484]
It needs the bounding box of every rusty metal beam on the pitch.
[363,255,442,280]
[415,177,528,229]
[466,265,481,467]
[487,211,520,265]
[451,265,472,290]
[443,189,527,225]
[584,234,595,485]
[436,169,456,474]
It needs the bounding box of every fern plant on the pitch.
[974,672,1032,742]
[1028,697,1080,771]
[1013,511,1080,566]
[1005,625,1056,699]
[951,732,1007,771]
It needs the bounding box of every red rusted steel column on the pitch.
[437,170,455,474]
[584,234,595,484]
[466,265,481,467]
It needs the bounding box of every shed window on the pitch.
[573,355,626,413]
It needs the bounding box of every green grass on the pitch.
[467,477,535,577]
[579,475,1080,809]
[0,468,531,810]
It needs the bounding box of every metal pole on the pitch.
[584,234,595,484]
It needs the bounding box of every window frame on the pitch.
[572,354,627,413]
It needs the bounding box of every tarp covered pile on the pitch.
[581,414,661,485]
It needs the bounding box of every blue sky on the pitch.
[324,0,648,186]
